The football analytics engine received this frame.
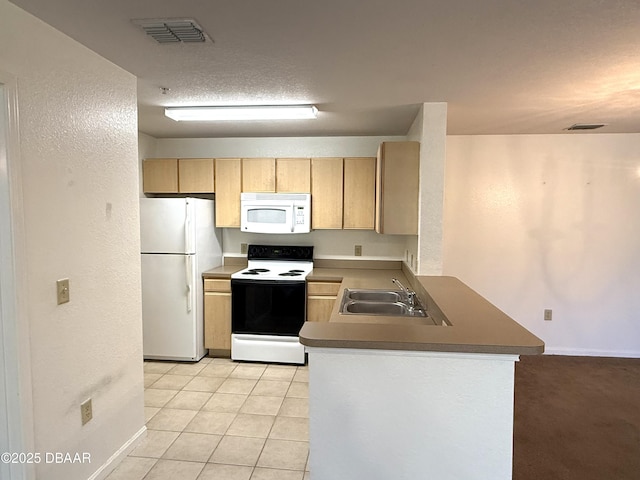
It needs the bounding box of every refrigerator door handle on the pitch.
[185,255,194,313]
[184,198,193,253]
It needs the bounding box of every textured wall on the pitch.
[0,1,144,478]
[138,132,158,197]
[309,349,517,480]
[408,103,447,275]
[445,134,640,357]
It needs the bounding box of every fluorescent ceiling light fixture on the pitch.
[165,105,318,121]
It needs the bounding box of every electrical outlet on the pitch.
[354,245,362,256]
[240,243,248,254]
[80,398,92,425]
[544,309,553,321]
[57,278,70,305]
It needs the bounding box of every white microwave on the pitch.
[240,193,311,234]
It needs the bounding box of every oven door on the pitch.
[241,203,295,234]
[231,279,306,335]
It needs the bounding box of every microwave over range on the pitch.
[240,192,311,234]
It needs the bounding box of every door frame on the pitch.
[0,70,35,480]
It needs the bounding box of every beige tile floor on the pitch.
[106,357,310,480]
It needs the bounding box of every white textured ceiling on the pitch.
[10,0,640,137]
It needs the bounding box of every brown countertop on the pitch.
[300,267,544,355]
[202,265,243,279]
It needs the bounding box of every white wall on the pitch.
[444,134,640,357]
[223,229,407,260]
[308,349,518,480]
[155,136,404,159]
[0,2,145,479]
[406,103,447,275]
[154,136,411,260]
[138,132,158,197]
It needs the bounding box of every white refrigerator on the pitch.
[140,197,222,361]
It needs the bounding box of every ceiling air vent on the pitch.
[132,18,212,44]
[566,123,607,131]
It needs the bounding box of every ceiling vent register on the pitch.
[132,18,211,44]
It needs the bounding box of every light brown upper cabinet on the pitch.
[311,157,344,229]
[276,158,311,193]
[178,158,215,193]
[343,157,376,230]
[143,158,214,193]
[375,141,420,235]
[215,158,242,227]
[242,158,276,192]
[143,158,179,193]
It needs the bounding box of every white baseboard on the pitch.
[87,426,147,480]
[543,347,640,359]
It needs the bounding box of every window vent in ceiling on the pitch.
[132,18,212,44]
[566,123,607,131]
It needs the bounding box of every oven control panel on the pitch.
[247,244,313,261]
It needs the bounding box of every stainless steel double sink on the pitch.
[339,288,428,318]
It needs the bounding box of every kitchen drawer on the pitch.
[204,278,231,292]
[307,281,341,296]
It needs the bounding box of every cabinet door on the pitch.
[204,291,231,352]
[307,281,341,322]
[307,296,337,322]
[143,158,178,193]
[215,158,242,227]
[276,158,311,193]
[178,158,214,193]
[375,142,420,234]
[343,157,375,230]
[242,158,276,192]
[311,158,343,229]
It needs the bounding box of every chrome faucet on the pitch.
[391,278,417,308]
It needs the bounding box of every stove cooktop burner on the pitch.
[231,245,314,281]
[279,271,302,276]
[242,268,270,275]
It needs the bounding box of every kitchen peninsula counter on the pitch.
[202,262,544,355]
[303,264,543,480]
[301,266,544,356]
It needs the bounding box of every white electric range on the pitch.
[230,245,313,364]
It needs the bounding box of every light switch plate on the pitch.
[80,398,92,425]
[57,278,70,305]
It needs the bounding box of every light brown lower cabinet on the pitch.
[204,279,231,356]
[307,281,342,322]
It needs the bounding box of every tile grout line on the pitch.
[137,359,309,479]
